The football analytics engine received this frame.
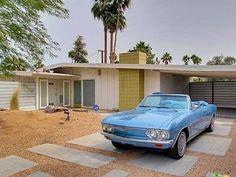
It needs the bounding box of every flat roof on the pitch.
[14,71,80,78]
[45,63,236,78]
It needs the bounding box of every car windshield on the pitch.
[139,95,188,110]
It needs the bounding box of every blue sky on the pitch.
[42,0,236,65]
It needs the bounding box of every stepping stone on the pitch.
[67,132,124,152]
[0,155,37,177]
[26,171,54,177]
[129,153,198,176]
[188,135,232,156]
[205,172,213,177]
[27,143,116,168]
[215,118,234,126]
[103,170,129,177]
[209,125,232,136]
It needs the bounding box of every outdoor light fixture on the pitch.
[64,108,70,121]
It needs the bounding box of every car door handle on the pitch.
[203,110,207,112]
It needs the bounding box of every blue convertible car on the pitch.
[101,93,217,159]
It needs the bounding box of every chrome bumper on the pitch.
[101,132,174,145]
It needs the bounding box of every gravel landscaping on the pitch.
[0,110,235,177]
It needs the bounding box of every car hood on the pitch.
[102,108,185,129]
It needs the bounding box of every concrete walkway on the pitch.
[0,155,37,177]
[102,170,129,177]
[27,143,116,168]
[67,132,124,152]
[26,171,54,177]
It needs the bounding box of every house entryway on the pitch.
[39,79,71,109]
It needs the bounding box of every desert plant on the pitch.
[10,89,19,110]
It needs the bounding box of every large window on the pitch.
[40,80,48,108]
[63,81,70,106]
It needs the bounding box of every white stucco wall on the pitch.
[160,73,189,94]
[61,68,119,110]
[144,70,161,96]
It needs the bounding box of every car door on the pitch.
[188,106,206,137]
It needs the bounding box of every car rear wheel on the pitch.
[111,141,127,149]
[169,132,187,159]
[206,117,215,132]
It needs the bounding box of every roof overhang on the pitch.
[14,71,80,79]
[45,63,236,78]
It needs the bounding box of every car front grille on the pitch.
[112,125,147,139]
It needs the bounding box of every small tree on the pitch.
[34,60,45,69]
[224,56,236,65]
[68,36,89,63]
[182,55,190,65]
[206,56,236,65]
[129,41,155,64]
[161,52,172,65]
[191,54,202,65]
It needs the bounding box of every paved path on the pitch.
[27,143,116,168]
[67,132,124,152]
[102,170,129,177]
[26,171,54,177]
[129,153,198,176]
[0,155,37,177]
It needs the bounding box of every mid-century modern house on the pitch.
[0,52,236,111]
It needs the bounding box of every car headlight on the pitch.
[102,124,113,133]
[146,129,169,140]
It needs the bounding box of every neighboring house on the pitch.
[0,52,236,111]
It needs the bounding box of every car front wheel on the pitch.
[169,132,187,159]
[111,141,127,149]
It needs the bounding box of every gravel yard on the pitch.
[0,110,235,177]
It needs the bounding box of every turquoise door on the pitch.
[74,81,81,107]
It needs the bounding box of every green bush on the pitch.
[10,89,19,110]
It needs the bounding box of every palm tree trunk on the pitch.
[113,8,120,60]
[110,32,114,63]
[104,27,108,64]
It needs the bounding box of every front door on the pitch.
[40,80,48,108]
[48,80,57,105]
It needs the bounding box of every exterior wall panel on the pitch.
[144,70,161,96]
[61,68,119,110]
[119,69,144,111]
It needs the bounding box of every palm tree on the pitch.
[106,9,126,63]
[91,0,112,64]
[182,55,190,65]
[113,0,131,58]
[191,54,202,65]
[161,52,172,65]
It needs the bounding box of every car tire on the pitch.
[168,132,187,159]
[206,117,215,132]
[111,141,127,149]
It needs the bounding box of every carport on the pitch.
[159,65,236,117]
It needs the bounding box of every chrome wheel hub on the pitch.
[178,133,186,156]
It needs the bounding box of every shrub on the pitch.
[10,89,19,110]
